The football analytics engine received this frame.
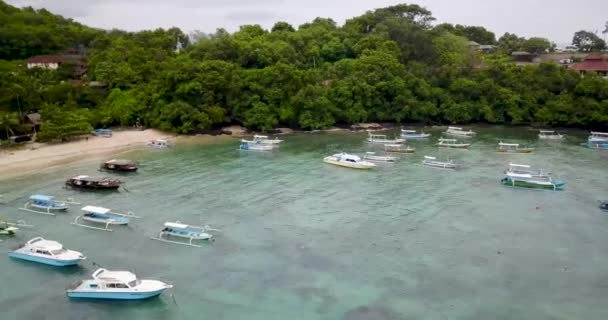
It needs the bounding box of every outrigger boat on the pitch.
[422,156,457,169]
[0,220,33,241]
[100,159,138,172]
[587,132,608,149]
[400,129,431,139]
[150,221,221,247]
[19,194,79,216]
[71,206,139,232]
[444,126,476,138]
[384,144,415,154]
[363,152,397,162]
[67,268,173,300]
[323,153,375,169]
[367,133,405,144]
[501,163,565,190]
[538,130,564,140]
[9,237,86,266]
[65,176,122,190]
[496,142,535,154]
[437,138,470,149]
[147,139,172,149]
[239,143,274,151]
[241,135,283,145]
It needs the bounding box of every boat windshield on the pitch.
[128,280,141,287]
[51,248,67,255]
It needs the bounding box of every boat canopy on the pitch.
[164,222,190,229]
[448,126,463,130]
[499,142,519,147]
[384,144,402,147]
[105,159,134,165]
[30,194,54,201]
[590,131,608,136]
[401,129,416,133]
[254,135,269,139]
[74,175,90,179]
[424,156,436,160]
[509,163,531,168]
[28,237,63,251]
[93,268,137,283]
[81,206,111,214]
[539,130,555,133]
[438,138,457,142]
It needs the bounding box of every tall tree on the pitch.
[572,30,606,51]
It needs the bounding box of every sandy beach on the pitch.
[0,129,171,179]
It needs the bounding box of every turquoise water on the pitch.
[1,127,608,320]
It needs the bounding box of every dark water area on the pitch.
[1,127,607,319]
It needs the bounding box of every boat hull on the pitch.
[82,216,129,225]
[323,158,374,169]
[496,149,534,154]
[67,289,166,300]
[501,178,565,190]
[8,252,82,266]
[29,204,68,211]
[437,144,469,149]
[588,142,608,149]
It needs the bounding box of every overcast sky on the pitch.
[7,0,608,44]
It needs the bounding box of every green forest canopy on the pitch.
[0,1,607,141]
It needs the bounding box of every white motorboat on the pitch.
[9,237,86,266]
[367,133,405,144]
[444,126,476,138]
[422,156,457,169]
[323,153,376,169]
[363,152,397,162]
[241,135,283,145]
[436,138,470,149]
[239,143,274,151]
[67,268,172,300]
[400,129,431,139]
[538,130,564,140]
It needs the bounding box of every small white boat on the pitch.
[496,142,534,154]
[400,129,431,139]
[9,237,86,266]
[538,130,564,140]
[384,144,415,153]
[363,152,397,162]
[444,126,476,138]
[67,268,173,300]
[587,132,608,149]
[71,206,139,232]
[19,194,79,216]
[437,138,470,149]
[147,139,172,148]
[422,156,457,169]
[239,143,274,151]
[367,133,405,144]
[150,221,221,247]
[323,153,375,169]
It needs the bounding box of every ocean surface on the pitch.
[1,126,608,320]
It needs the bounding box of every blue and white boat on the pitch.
[71,206,138,232]
[151,221,220,247]
[19,194,79,216]
[587,132,608,149]
[9,237,86,266]
[239,143,274,151]
[67,268,172,300]
[401,129,431,139]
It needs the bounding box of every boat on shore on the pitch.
[323,153,375,169]
[9,237,86,266]
[19,194,79,216]
[150,221,221,247]
[400,129,431,139]
[367,133,405,144]
[363,152,397,162]
[239,143,274,151]
[496,142,534,154]
[444,126,476,138]
[71,206,138,232]
[538,130,564,140]
[65,176,122,190]
[147,139,172,149]
[67,268,172,300]
[501,163,565,190]
[422,156,457,169]
[437,138,470,149]
[384,144,415,153]
[100,159,138,172]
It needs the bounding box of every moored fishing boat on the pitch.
[538,130,564,140]
[444,126,476,138]
[501,163,565,190]
[65,176,122,190]
[363,152,397,162]
[71,206,138,232]
[239,143,274,151]
[100,159,138,172]
[587,132,608,149]
[367,133,405,144]
[19,194,79,216]
[384,144,415,153]
[150,221,221,247]
[436,138,470,149]
[323,153,375,169]
[422,156,457,169]
[9,237,86,266]
[400,129,431,139]
[241,135,283,145]
[67,268,173,300]
[496,142,535,154]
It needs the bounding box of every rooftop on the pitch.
[572,54,608,72]
[26,55,64,64]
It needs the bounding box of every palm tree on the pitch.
[0,111,21,139]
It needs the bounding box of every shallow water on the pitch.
[1,127,608,320]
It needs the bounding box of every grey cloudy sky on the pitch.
[7,0,608,44]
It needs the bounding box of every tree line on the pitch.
[0,1,607,141]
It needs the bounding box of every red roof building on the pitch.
[572,54,608,76]
[26,55,64,70]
